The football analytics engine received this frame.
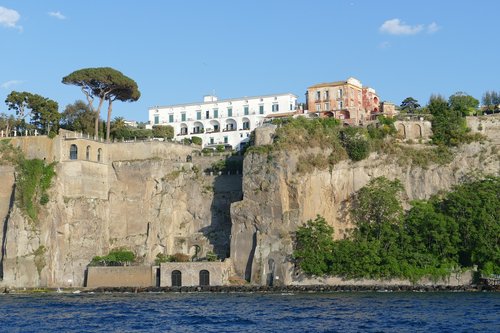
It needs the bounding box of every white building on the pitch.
[147,93,298,151]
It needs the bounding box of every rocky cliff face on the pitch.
[0,155,242,288]
[230,117,500,286]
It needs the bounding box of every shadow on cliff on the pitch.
[0,183,15,280]
[200,156,243,260]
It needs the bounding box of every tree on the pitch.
[482,91,500,113]
[400,97,421,113]
[152,125,174,139]
[428,94,468,146]
[293,215,335,276]
[352,177,404,241]
[62,67,140,142]
[340,127,370,161]
[448,92,479,116]
[5,91,60,135]
[60,100,95,134]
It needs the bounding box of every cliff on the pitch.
[0,116,498,288]
[0,138,242,288]
[230,115,500,285]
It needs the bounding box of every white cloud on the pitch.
[1,80,23,89]
[48,11,66,20]
[427,22,440,34]
[380,18,423,35]
[0,6,22,31]
[380,18,441,36]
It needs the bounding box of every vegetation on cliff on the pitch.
[90,249,136,266]
[0,140,56,221]
[293,176,500,281]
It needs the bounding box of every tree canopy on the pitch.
[5,91,60,135]
[292,176,500,280]
[427,94,469,146]
[448,92,479,116]
[62,67,140,141]
[400,97,421,113]
[60,100,96,135]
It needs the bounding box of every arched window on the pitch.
[172,270,182,287]
[70,144,78,160]
[97,148,102,163]
[199,270,210,286]
[86,146,91,161]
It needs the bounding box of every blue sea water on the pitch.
[0,292,498,332]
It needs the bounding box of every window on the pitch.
[243,121,250,130]
[324,102,330,111]
[272,103,279,112]
[172,270,182,287]
[227,107,232,117]
[169,114,174,123]
[210,137,214,144]
[316,103,321,112]
[244,106,249,115]
[154,115,159,125]
[290,103,293,111]
[259,105,264,114]
[316,91,321,101]
[196,111,201,120]
[339,101,344,109]
[181,113,186,122]
[69,144,78,160]
[97,148,102,162]
[199,270,210,286]
[206,110,209,119]
[213,108,218,118]
[86,146,90,161]
[338,89,343,98]
[224,136,228,143]
[324,90,329,100]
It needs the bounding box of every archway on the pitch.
[86,146,91,161]
[70,144,78,160]
[172,270,182,287]
[199,270,210,286]
[412,124,422,139]
[397,123,406,139]
[225,118,237,131]
[97,148,102,162]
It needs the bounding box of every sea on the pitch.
[0,292,498,332]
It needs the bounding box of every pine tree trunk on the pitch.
[106,99,113,142]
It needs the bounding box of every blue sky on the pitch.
[1,0,498,122]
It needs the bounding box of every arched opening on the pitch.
[86,146,91,161]
[338,110,350,120]
[225,118,237,131]
[172,270,182,287]
[242,117,251,130]
[70,144,78,160]
[97,148,102,162]
[199,270,210,286]
[209,120,220,133]
[192,121,204,134]
[397,123,406,139]
[323,111,334,118]
[412,124,422,139]
[179,123,188,136]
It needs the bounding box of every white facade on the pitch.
[148,93,298,150]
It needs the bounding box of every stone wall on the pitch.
[160,259,233,287]
[394,119,432,141]
[86,266,156,287]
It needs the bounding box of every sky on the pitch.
[1,0,499,122]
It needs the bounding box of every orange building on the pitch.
[305,77,380,125]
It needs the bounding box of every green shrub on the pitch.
[206,251,218,262]
[90,249,136,266]
[154,253,173,265]
[191,136,202,145]
[340,127,370,161]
